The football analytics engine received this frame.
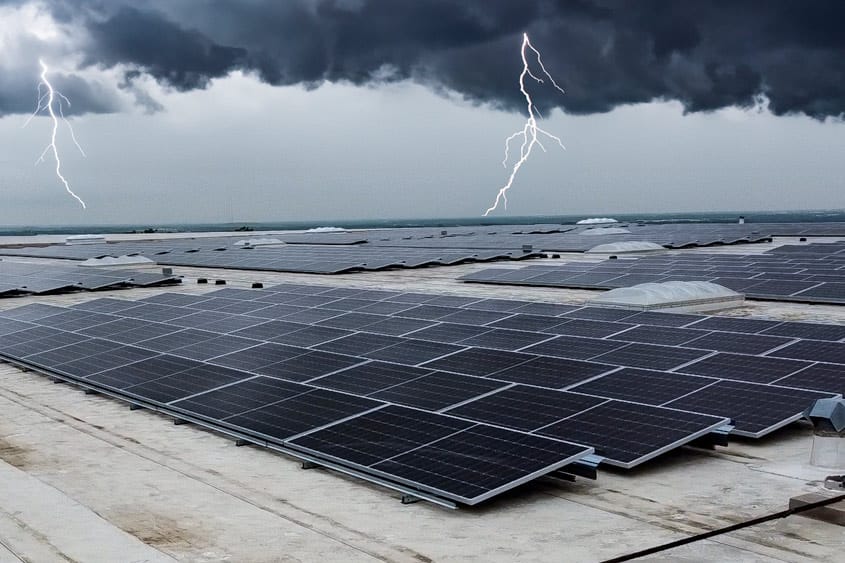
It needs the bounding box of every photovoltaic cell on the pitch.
[289,405,473,467]
[667,380,834,436]
[591,343,710,371]
[569,368,716,406]
[446,386,605,431]
[774,363,845,394]
[371,371,507,411]
[223,388,383,442]
[490,356,616,389]
[538,401,728,467]
[310,361,432,395]
[170,376,310,420]
[370,424,590,504]
[767,340,845,364]
[422,347,534,377]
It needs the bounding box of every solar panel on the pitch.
[760,321,845,342]
[675,352,810,384]
[456,328,553,351]
[569,368,717,405]
[289,404,473,467]
[125,364,249,404]
[210,343,306,371]
[314,333,405,355]
[488,314,566,332]
[422,347,534,376]
[358,317,435,336]
[171,376,310,421]
[611,325,709,346]
[522,336,627,361]
[254,350,364,382]
[88,354,203,389]
[364,339,465,365]
[774,363,845,394]
[367,424,591,504]
[168,335,260,361]
[222,388,383,442]
[310,361,433,395]
[667,380,835,437]
[371,371,507,411]
[490,356,617,389]
[591,343,711,371]
[445,386,605,431]
[548,319,632,339]
[403,323,492,344]
[275,325,352,347]
[538,400,729,467]
[686,317,782,334]
[767,340,845,364]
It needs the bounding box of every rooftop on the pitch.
[0,233,843,562]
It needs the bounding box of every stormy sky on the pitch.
[0,0,843,225]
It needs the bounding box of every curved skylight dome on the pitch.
[581,227,631,235]
[589,281,744,312]
[586,241,664,253]
[576,217,618,225]
[305,226,346,233]
[65,234,105,245]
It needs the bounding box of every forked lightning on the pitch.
[484,33,565,216]
[24,59,87,208]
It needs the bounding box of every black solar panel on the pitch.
[254,350,364,382]
[760,321,845,342]
[538,401,729,467]
[522,336,627,361]
[422,347,534,376]
[611,325,708,346]
[371,371,507,411]
[774,363,845,394]
[223,388,383,442]
[310,361,433,395]
[364,339,464,365]
[446,386,605,431]
[569,368,717,405]
[125,364,248,404]
[88,354,203,389]
[171,376,309,421]
[289,405,473,467]
[767,340,845,364]
[676,352,810,384]
[548,319,632,339]
[591,343,710,371]
[490,356,616,389]
[684,332,793,355]
[404,323,492,344]
[667,380,834,437]
[369,424,591,504]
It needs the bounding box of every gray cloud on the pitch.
[3,0,845,119]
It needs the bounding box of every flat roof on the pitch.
[0,236,843,562]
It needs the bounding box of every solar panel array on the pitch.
[0,260,180,297]
[462,243,845,305]
[1,284,839,496]
[0,239,543,274]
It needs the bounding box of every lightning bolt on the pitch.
[484,33,565,217]
[23,59,87,209]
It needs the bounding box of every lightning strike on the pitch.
[24,59,87,209]
[483,33,565,216]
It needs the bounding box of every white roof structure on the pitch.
[305,226,346,233]
[65,234,105,245]
[576,217,618,225]
[79,255,156,267]
[589,280,745,312]
[586,241,665,253]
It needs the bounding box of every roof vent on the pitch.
[805,398,845,470]
[589,281,744,313]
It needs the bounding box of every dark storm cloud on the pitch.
[5,0,845,119]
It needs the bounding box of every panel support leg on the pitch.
[129,404,143,411]
[301,461,320,469]
[401,495,420,505]
[235,439,250,447]
[173,418,188,425]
